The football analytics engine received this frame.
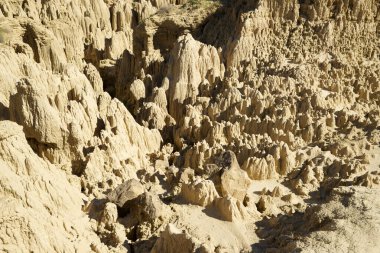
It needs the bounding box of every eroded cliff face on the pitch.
[0,0,379,252]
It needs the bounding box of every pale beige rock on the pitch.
[354,172,380,188]
[9,78,63,147]
[213,196,249,222]
[128,192,172,240]
[181,178,219,207]
[0,121,107,253]
[107,179,145,208]
[167,33,223,122]
[138,102,169,130]
[1,0,380,252]
[274,187,380,252]
[100,202,118,228]
[242,155,278,180]
[84,63,104,94]
[129,79,146,103]
[217,151,251,202]
[151,224,199,253]
[257,195,282,217]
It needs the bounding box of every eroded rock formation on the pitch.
[0,0,379,252]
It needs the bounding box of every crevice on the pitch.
[22,24,40,63]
